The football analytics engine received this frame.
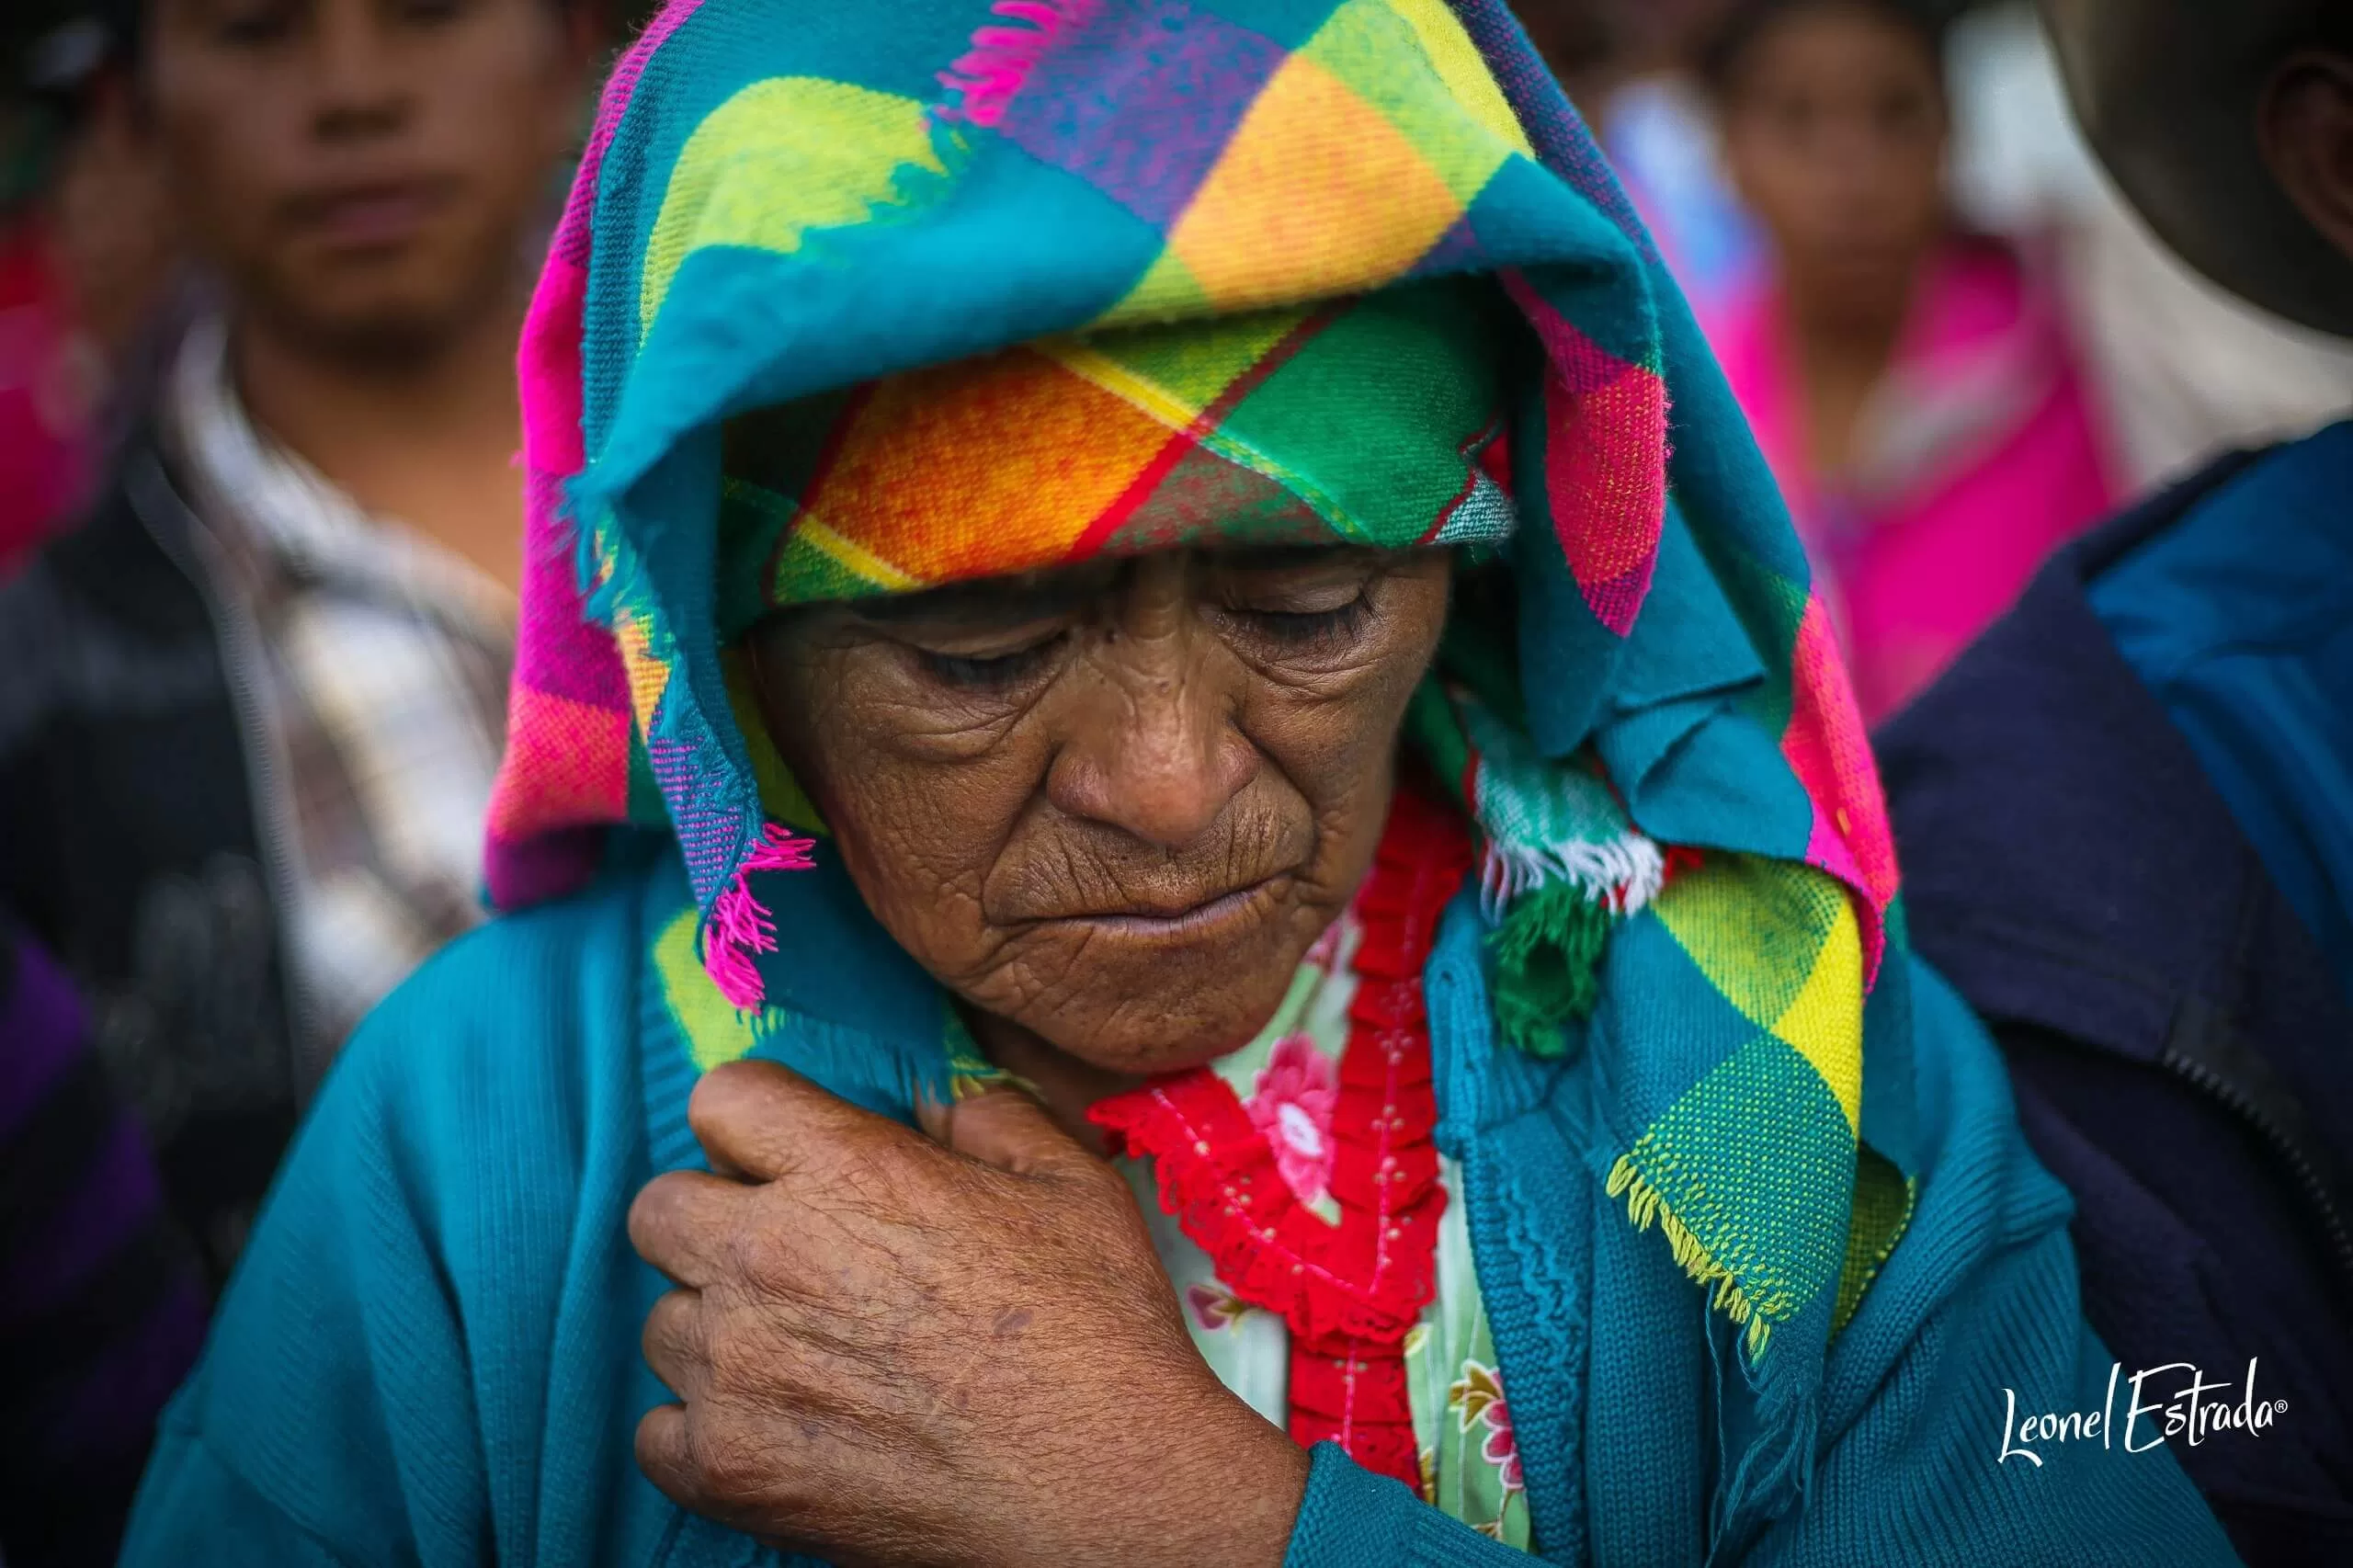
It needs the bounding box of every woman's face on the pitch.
[1720,3,1949,330]
[750,546,1452,1076]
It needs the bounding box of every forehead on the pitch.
[1727,4,1939,97]
[833,545,1386,623]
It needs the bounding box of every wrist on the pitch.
[1124,1388,1312,1568]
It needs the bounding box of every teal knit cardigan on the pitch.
[119,839,2236,1566]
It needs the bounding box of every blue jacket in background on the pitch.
[1880,449,2353,1565]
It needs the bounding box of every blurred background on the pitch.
[1520,0,2353,720]
[8,0,2352,690]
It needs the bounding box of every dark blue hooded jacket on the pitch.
[1880,451,2353,1566]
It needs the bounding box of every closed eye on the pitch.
[1230,595,1371,651]
[912,633,1067,689]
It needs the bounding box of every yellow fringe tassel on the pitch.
[1607,1153,1774,1362]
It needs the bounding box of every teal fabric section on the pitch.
[123,850,684,1568]
[1590,910,1769,1131]
[580,2,995,462]
[1283,1442,1529,1567]
[124,846,2236,1565]
[2090,421,2353,1006]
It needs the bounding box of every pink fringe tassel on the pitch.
[938,0,1100,126]
[702,824,818,1009]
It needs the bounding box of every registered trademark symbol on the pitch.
[2275,1400,2289,1414]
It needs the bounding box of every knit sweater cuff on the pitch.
[1283,1441,1533,1567]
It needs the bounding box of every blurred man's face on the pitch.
[1720,3,1947,328]
[145,0,585,358]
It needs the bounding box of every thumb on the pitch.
[942,1085,1096,1177]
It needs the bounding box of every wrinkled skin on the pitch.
[750,545,1454,1085]
[632,1063,1307,1568]
[631,545,1454,1561]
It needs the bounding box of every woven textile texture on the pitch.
[712,278,1519,617]
[481,0,1912,1526]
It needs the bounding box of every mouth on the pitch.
[1053,875,1290,942]
[284,177,455,252]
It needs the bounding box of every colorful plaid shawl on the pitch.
[712,279,1519,614]
[486,0,1910,1532]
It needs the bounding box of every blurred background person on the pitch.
[1,915,207,1568]
[0,199,97,577]
[0,0,596,1294]
[1508,0,2353,728]
[0,7,175,578]
[1881,0,2353,1557]
[1518,0,1765,316]
[1702,0,2118,724]
[1944,0,2353,492]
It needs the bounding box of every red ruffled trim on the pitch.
[1091,786,1472,1489]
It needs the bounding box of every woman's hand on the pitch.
[627,1060,1312,1568]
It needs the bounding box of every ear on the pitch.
[2257,47,2353,267]
[563,1,609,72]
[536,0,608,139]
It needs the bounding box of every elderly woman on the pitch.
[121,2,2230,1564]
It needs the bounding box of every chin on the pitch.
[944,875,1348,1075]
[280,302,468,363]
[276,256,506,358]
[1051,1017,1279,1078]
[1030,952,1302,1077]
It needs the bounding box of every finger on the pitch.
[688,1059,918,1184]
[638,1398,815,1554]
[641,1287,710,1402]
[912,1083,955,1147]
[634,1402,698,1508]
[628,1168,748,1289]
[944,1085,1097,1178]
[913,1063,1047,1146]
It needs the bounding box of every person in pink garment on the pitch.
[0,215,96,575]
[1703,0,2119,722]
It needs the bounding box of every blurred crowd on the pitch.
[14,0,2349,687]
[1523,0,2353,720]
[3,0,610,1558]
[1,1,2348,1564]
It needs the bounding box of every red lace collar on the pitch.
[1091,786,1473,1488]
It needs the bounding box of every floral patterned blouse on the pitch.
[1114,890,1531,1547]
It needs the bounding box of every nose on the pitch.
[1046,578,1260,853]
[310,0,414,140]
[1050,694,1260,850]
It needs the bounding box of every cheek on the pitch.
[759,646,1046,975]
[1902,142,1948,214]
[1728,135,1812,235]
[153,82,294,245]
[431,28,580,184]
[1243,571,1449,833]
[825,750,1030,937]
[1243,681,1405,821]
